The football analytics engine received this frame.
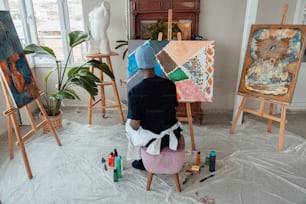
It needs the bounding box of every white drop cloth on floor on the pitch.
[0,118,305,204]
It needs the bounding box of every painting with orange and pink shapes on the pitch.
[128,40,215,102]
[0,11,39,108]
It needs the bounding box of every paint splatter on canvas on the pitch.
[0,11,39,108]
[238,25,306,103]
[128,40,215,102]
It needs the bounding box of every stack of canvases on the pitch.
[127,40,215,103]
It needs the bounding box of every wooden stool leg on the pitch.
[106,57,124,123]
[172,173,181,192]
[88,66,94,124]
[147,172,154,191]
[99,70,106,117]
[88,96,93,124]
[112,80,125,123]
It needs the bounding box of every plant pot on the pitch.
[40,110,63,134]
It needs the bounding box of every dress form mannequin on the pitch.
[88,1,111,54]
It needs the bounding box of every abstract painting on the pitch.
[238,24,306,103]
[128,40,215,102]
[0,11,40,108]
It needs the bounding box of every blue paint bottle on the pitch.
[209,150,216,172]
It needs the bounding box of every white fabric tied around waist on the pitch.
[125,119,182,160]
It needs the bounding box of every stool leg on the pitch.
[172,173,181,192]
[147,172,154,191]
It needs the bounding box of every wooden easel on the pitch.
[86,52,125,124]
[230,4,289,152]
[1,76,62,179]
[158,9,196,150]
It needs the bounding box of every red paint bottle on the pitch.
[108,152,115,167]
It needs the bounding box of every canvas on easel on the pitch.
[238,24,306,103]
[0,11,40,107]
[230,23,306,151]
[0,10,61,179]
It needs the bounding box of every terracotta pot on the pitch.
[40,110,63,134]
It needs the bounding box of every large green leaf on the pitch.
[86,60,114,79]
[54,90,78,100]
[115,40,128,49]
[122,49,128,60]
[69,77,98,99]
[69,31,89,48]
[115,40,128,60]
[67,67,101,84]
[24,44,56,59]
[43,66,58,83]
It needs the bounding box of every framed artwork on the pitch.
[238,24,306,103]
[0,11,40,108]
[128,40,215,102]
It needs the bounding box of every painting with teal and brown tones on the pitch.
[238,24,306,103]
[0,11,39,108]
[128,40,215,102]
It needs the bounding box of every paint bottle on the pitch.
[113,169,118,182]
[115,156,122,178]
[209,150,216,172]
[108,152,115,167]
[196,151,201,164]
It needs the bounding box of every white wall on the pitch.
[199,0,246,112]
[290,0,306,110]
[257,0,295,24]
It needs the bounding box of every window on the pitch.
[7,0,26,46]
[32,0,64,60]
[2,0,85,65]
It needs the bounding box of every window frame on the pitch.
[0,0,83,66]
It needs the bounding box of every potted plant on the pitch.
[143,19,182,40]
[24,31,114,133]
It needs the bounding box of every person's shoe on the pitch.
[132,159,146,171]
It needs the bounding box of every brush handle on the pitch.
[200,174,214,183]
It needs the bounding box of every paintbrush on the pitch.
[199,174,214,183]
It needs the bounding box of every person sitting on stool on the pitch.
[125,44,182,170]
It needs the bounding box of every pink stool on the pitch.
[140,136,185,192]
